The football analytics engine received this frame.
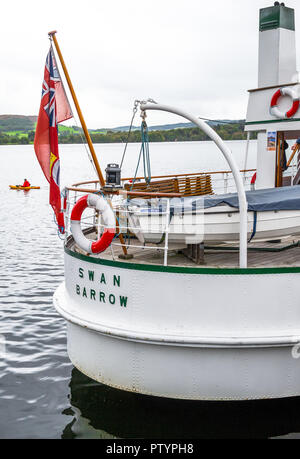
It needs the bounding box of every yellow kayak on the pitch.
[9,185,41,190]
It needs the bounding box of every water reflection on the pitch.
[63,367,300,439]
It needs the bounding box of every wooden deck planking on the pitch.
[72,232,300,268]
[106,239,300,268]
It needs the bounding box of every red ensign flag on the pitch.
[34,45,72,233]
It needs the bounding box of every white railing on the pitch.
[212,170,254,194]
[63,187,175,266]
[62,167,255,268]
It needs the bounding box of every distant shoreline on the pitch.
[0,123,254,146]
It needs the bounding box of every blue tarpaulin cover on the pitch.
[196,186,300,211]
[131,186,300,213]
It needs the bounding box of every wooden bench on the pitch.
[124,175,213,197]
[177,175,213,196]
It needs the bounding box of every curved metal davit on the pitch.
[140,102,248,268]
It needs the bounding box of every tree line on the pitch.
[0,123,255,145]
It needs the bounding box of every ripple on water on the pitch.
[0,176,71,438]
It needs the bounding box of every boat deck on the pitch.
[68,231,300,269]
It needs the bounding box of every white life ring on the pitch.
[270,87,300,119]
[71,194,116,254]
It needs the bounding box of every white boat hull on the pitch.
[53,248,300,401]
[65,321,300,401]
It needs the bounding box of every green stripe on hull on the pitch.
[65,247,300,276]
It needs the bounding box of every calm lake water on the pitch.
[1,140,300,439]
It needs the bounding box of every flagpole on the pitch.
[48,30,105,187]
[48,31,131,258]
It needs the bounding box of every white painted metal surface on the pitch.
[53,250,300,400]
[140,102,248,269]
[246,6,300,131]
[243,131,251,172]
[246,84,300,131]
[255,132,276,190]
[258,28,297,88]
[59,252,300,342]
[65,321,300,401]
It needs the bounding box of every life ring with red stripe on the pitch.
[71,194,116,254]
[270,87,300,119]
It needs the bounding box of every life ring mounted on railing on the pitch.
[71,194,116,254]
[270,87,300,119]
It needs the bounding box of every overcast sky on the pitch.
[1,0,300,128]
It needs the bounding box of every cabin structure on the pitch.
[245,2,300,189]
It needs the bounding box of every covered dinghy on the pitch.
[199,186,300,212]
[129,186,300,214]
[127,187,300,244]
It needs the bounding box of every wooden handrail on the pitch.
[120,169,256,182]
[71,180,100,187]
[66,167,259,201]
[70,169,257,188]
[67,187,105,193]
[119,190,182,198]
[67,187,182,198]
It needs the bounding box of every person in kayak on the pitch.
[22,179,31,187]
